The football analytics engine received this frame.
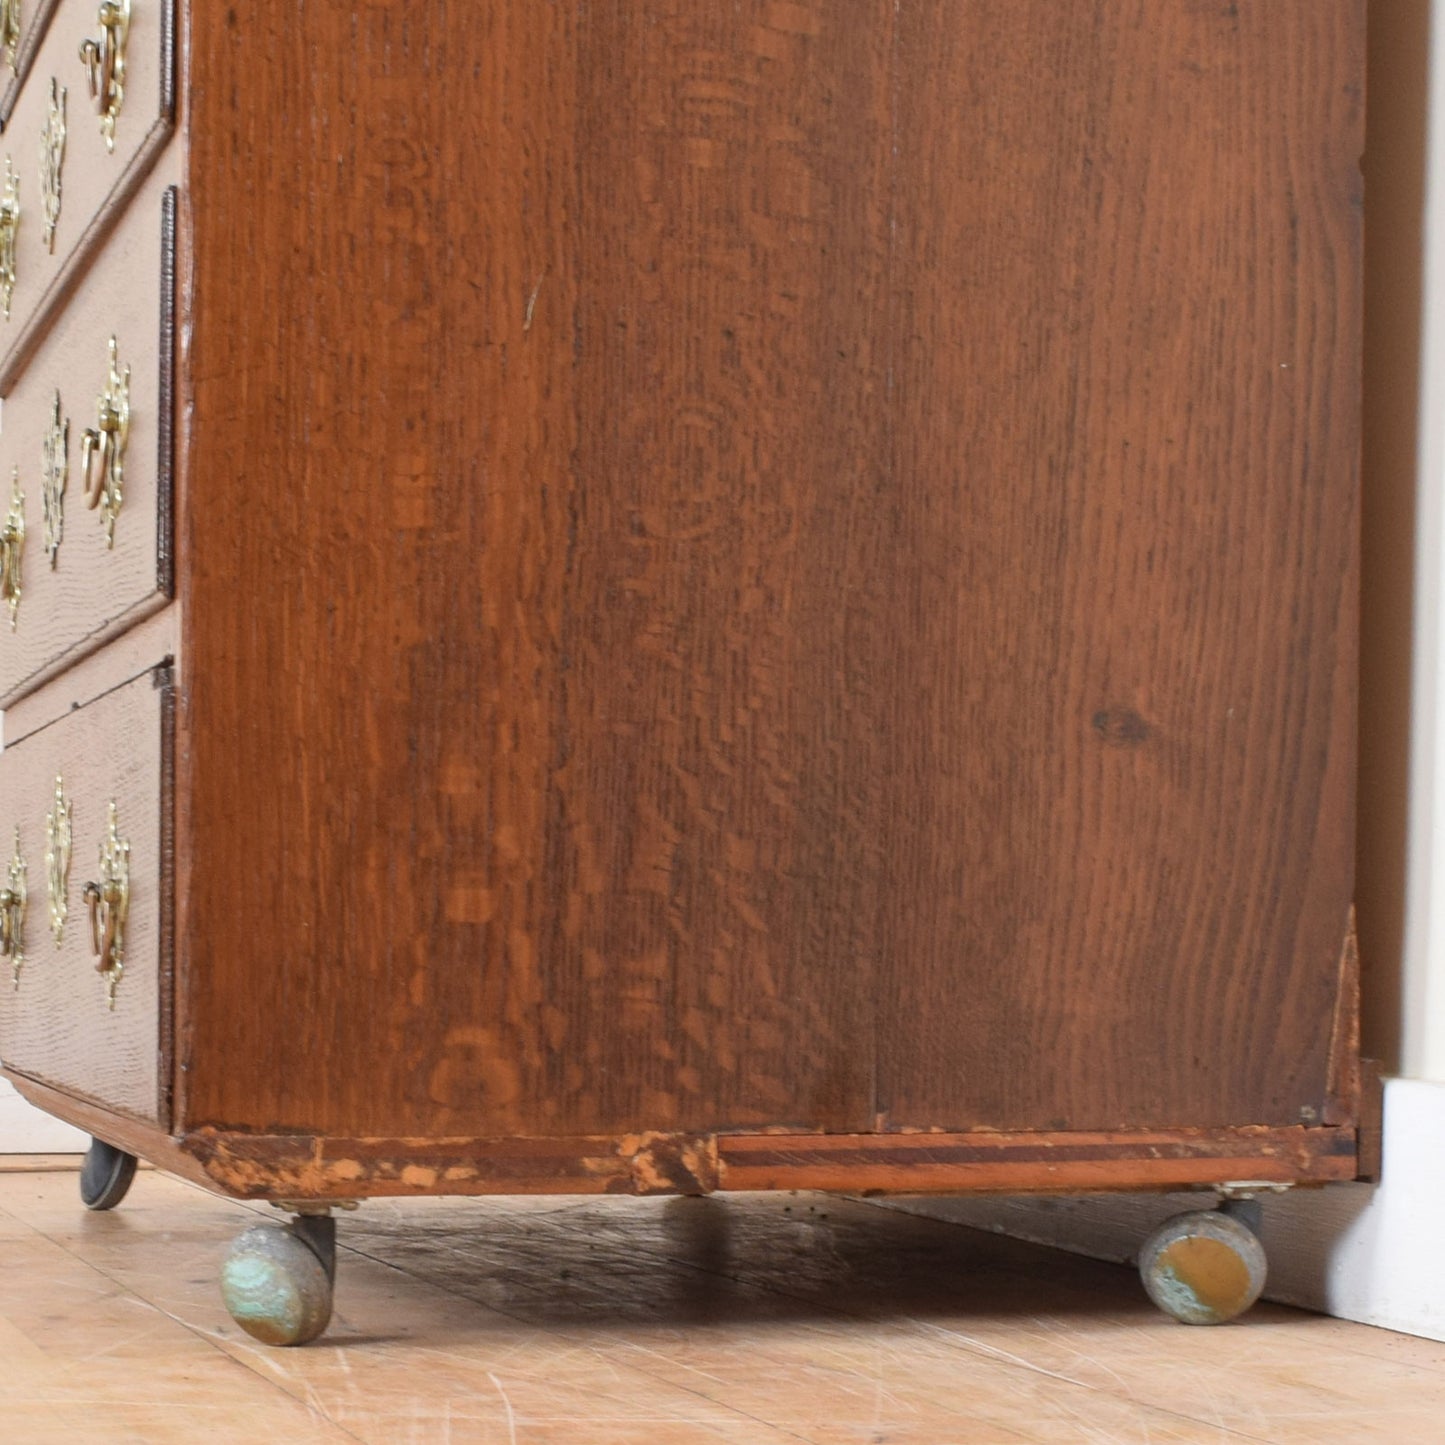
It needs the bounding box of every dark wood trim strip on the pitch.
[158,0,175,121]
[156,184,176,596]
[717,1128,1358,1194]
[154,661,176,1129]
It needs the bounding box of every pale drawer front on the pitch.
[0,662,172,1124]
[0,164,174,707]
[0,0,174,378]
[0,0,63,110]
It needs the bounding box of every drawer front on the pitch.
[0,661,172,1123]
[0,164,174,706]
[0,0,174,381]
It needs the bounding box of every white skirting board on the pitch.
[872,1077,1445,1342]
[0,1077,88,1153]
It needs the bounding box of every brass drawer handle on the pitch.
[1,465,23,628]
[82,800,128,1009]
[0,0,19,77]
[0,827,26,989]
[81,336,128,546]
[78,0,127,152]
[0,155,19,320]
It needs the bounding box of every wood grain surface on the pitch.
[178,2,1363,1143]
[0,664,172,1121]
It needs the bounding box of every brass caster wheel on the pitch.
[220,1215,336,1346]
[79,1137,137,1211]
[1139,1206,1267,1325]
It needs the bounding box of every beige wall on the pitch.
[1358,0,1425,1068]
[1361,0,1445,1080]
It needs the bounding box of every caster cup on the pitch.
[220,1216,336,1346]
[1139,1208,1267,1325]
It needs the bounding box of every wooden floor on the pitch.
[1,1163,1442,1443]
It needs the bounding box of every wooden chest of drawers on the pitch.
[0,1,1371,1343]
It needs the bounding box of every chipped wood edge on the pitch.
[0,1074,1364,1201]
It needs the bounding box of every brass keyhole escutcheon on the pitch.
[0,0,19,77]
[46,775,71,947]
[40,76,66,254]
[83,800,128,1009]
[1,827,27,989]
[81,335,128,546]
[0,155,19,321]
[78,0,127,151]
[1,465,24,628]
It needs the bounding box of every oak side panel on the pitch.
[550,6,893,1131]
[182,2,896,1139]
[876,1,1363,1129]
[181,3,1361,1142]
[181,2,586,1135]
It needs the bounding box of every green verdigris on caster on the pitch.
[221,1213,337,1346]
[1138,1202,1267,1325]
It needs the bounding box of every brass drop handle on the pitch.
[78,0,127,151]
[83,801,128,1009]
[0,887,21,954]
[0,465,24,629]
[0,155,19,321]
[1,827,26,989]
[83,877,121,956]
[81,336,128,546]
[81,399,122,500]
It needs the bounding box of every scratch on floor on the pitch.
[487,1370,519,1445]
[619,1339,733,1392]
